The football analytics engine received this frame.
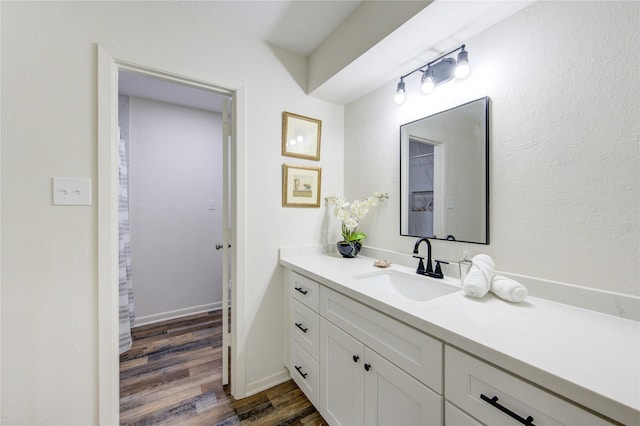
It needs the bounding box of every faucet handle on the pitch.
[432,259,449,279]
[413,255,426,275]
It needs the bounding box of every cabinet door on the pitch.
[320,318,365,426]
[364,348,442,426]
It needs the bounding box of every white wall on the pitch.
[129,96,223,322]
[0,2,343,424]
[345,1,639,296]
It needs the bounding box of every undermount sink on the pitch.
[354,269,458,302]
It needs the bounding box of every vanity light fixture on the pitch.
[394,44,470,105]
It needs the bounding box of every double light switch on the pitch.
[52,177,92,206]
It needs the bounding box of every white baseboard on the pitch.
[244,368,291,397]
[134,302,222,327]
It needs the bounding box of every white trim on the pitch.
[231,83,247,398]
[0,3,4,417]
[133,303,222,327]
[244,369,291,397]
[97,43,247,422]
[97,45,120,426]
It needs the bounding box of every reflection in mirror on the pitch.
[400,97,489,244]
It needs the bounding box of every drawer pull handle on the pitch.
[294,322,308,333]
[480,394,536,426]
[364,363,371,371]
[353,355,359,363]
[294,365,308,379]
[294,286,308,295]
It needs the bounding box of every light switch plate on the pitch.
[53,177,92,206]
[207,199,215,210]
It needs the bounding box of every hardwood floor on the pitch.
[120,311,327,425]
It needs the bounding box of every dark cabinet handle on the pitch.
[294,365,308,379]
[480,394,535,426]
[364,363,371,371]
[294,287,308,295]
[294,322,308,333]
[353,355,359,363]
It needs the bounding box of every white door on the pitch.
[221,98,232,386]
[320,318,365,425]
[364,347,442,425]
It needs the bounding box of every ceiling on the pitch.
[119,1,364,111]
[177,0,362,56]
[119,1,535,109]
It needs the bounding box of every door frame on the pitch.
[400,131,446,237]
[97,44,247,424]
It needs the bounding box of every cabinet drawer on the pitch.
[290,297,320,361]
[445,345,614,426]
[321,286,443,393]
[445,401,482,426]
[290,271,320,312]
[290,338,319,408]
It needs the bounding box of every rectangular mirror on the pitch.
[400,97,489,244]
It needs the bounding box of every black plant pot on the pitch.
[337,241,362,258]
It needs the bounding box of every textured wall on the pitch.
[345,1,639,295]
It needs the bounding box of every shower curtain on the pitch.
[119,136,135,353]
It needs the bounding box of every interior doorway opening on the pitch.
[98,46,243,423]
[116,68,234,382]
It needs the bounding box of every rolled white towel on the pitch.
[462,266,490,298]
[490,275,528,303]
[472,254,495,283]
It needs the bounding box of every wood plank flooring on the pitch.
[120,311,327,425]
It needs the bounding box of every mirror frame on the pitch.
[399,97,490,244]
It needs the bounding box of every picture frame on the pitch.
[282,164,322,208]
[282,111,322,161]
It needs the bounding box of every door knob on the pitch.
[215,243,232,250]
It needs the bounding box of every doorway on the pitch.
[117,70,233,397]
[97,45,244,424]
[117,70,230,328]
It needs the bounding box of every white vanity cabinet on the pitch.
[285,268,443,425]
[320,317,441,425]
[281,253,637,426]
[444,346,615,425]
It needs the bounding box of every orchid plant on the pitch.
[325,192,389,244]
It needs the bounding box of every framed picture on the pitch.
[282,164,322,208]
[282,112,321,161]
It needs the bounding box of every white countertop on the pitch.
[280,251,640,425]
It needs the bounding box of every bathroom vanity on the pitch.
[280,247,639,426]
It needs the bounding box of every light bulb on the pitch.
[455,48,470,79]
[455,62,470,79]
[421,68,434,94]
[394,79,406,105]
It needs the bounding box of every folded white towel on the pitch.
[462,266,490,298]
[490,275,528,303]
[472,254,495,283]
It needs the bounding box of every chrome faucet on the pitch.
[413,237,446,279]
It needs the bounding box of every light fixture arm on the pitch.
[394,44,469,104]
[400,44,466,81]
